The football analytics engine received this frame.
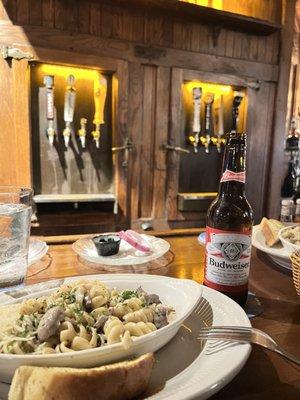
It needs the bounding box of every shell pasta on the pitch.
[0,280,174,355]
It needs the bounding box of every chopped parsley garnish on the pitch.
[18,330,29,338]
[121,290,137,300]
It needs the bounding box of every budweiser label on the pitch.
[204,227,252,292]
[220,169,245,183]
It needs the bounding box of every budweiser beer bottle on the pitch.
[204,132,253,307]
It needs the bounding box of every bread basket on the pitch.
[290,251,300,296]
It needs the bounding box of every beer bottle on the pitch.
[204,132,253,307]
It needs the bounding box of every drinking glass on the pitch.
[0,186,33,290]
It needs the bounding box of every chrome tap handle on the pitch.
[112,138,133,167]
[163,143,190,154]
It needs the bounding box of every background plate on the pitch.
[72,235,170,265]
[252,225,291,271]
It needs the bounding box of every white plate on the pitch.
[72,235,170,265]
[0,275,251,400]
[252,225,292,270]
[0,274,201,383]
[28,239,48,266]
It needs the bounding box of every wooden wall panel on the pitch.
[246,82,276,223]
[29,0,42,26]
[128,63,143,220]
[42,0,54,28]
[0,0,286,227]
[166,68,183,221]
[130,65,170,226]
[0,58,31,187]
[16,0,29,25]
[267,0,296,218]
[2,1,281,67]
[77,2,90,34]
[140,66,156,219]
[152,67,170,220]
[89,2,101,36]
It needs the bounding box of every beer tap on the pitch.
[92,77,107,148]
[78,118,87,148]
[63,74,76,148]
[211,94,225,153]
[200,92,215,154]
[189,87,202,153]
[44,75,55,146]
[232,91,244,133]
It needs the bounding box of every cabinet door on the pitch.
[166,67,276,224]
[0,50,131,225]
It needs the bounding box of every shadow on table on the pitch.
[249,296,300,326]
[210,346,300,400]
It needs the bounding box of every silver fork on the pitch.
[197,326,300,365]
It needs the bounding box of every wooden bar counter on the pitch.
[27,233,300,399]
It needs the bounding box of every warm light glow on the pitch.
[184,81,232,98]
[36,63,103,81]
[179,0,222,11]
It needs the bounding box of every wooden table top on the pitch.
[27,234,300,399]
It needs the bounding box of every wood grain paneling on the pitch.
[0,57,31,186]
[0,0,287,228]
[2,1,281,66]
[152,67,170,220]
[267,0,296,218]
[140,65,156,218]
[42,0,54,28]
[128,62,143,220]
[16,0,29,25]
[29,0,42,26]
[89,1,101,36]
[77,2,90,34]
[0,23,279,82]
[115,60,130,221]
[246,82,276,222]
[166,68,183,220]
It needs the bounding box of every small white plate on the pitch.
[72,234,170,265]
[28,239,48,266]
[252,225,291,270]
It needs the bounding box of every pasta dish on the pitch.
[0,280,174,355]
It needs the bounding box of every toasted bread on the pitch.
[260,217,284,247]
[8,353,155,400]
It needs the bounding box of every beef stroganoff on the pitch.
[0,280,174,355]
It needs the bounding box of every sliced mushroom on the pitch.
[83,294,93,312]
[94,315,109,331]
[37,307,65,342]
[153,306,168,329]
[145,293,161,306]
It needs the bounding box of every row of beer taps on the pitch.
[44,74,107,148]
[189,88,244,153]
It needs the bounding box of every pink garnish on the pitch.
[118,230,151,253]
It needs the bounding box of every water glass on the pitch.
[0,186,32,290]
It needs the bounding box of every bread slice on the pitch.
[8,353,155,400]
[260,217,284,247]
